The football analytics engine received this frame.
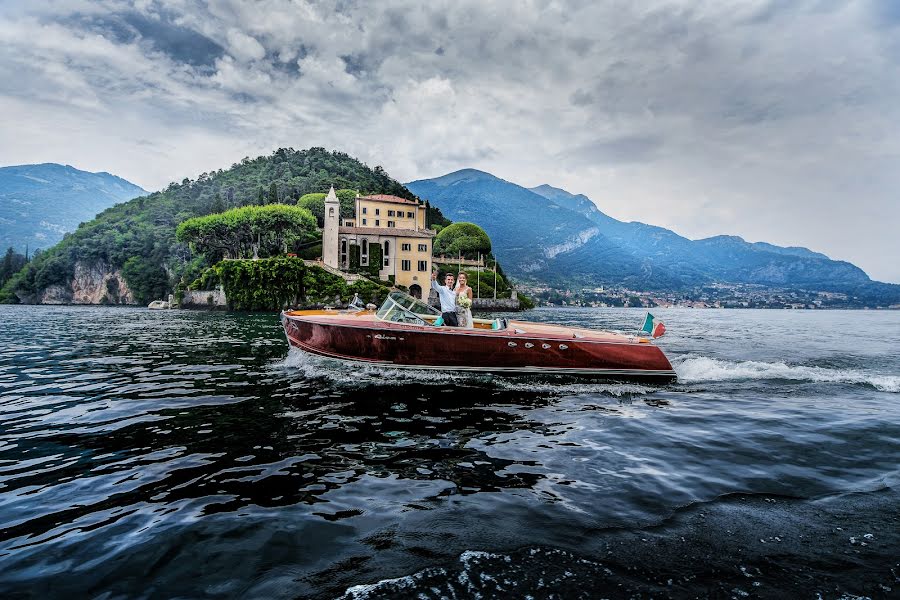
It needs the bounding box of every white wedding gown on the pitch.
[455,288,474,329]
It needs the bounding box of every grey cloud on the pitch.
[1,0,899,282]
[562,135,664,166]
[68,11,224,69]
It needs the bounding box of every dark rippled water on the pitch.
[1,306,898,599]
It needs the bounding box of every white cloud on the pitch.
[225,28,265,62]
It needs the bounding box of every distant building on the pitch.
[321,187,435,298]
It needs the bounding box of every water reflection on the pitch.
[2,306,899,599]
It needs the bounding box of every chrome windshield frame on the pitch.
[376,291,440,326]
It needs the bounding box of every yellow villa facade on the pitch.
[321,187,435,298]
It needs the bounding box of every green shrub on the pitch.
[297,189,357,225]
[194,257,389,311]
[434,222,492,259]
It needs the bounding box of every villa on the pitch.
[321,186,435,298]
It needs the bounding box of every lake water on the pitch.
[0,306,898,598]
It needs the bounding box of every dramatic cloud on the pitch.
[0,0,898,281]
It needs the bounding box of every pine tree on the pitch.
[268,182,278,204]
[257,187,265,205]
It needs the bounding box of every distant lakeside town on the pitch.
[531,282,900,310]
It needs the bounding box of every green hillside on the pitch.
[1,148,415,304]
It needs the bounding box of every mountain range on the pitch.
[407,169,897,303]
[0,163,147,253]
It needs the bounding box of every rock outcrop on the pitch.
[38,261,135,304]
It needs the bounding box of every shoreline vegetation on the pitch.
[0,147,532,311]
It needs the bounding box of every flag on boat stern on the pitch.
[640,312,667,338]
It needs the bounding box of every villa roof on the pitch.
[358,194,421,206]
[339,226,435,239]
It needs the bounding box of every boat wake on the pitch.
[674,355,900,392]
[272,348,656,397]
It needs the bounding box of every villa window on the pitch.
[375,208,380,215]
[383,240,390,266]
[362,218,367,225]
[361,239,368,256]
[401,260,411,271]
[387,221,395,227]
[417,260,428,272]
[401,243,411,251]
[362,207,367,214]
[388,210,395,217]
[418,244,428,252]
[340,239,347,264]
[407,211,414,218]
[375,219,380,227]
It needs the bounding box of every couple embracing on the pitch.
[430,270,474,328]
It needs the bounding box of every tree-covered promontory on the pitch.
[1,148,418,304]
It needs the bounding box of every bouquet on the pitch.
[457,294,472,309]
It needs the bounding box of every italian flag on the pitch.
[640,313,667,338]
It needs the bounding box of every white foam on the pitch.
[674,356,900,393]
[272,349,655,396]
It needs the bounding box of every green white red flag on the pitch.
[640,313,666,338]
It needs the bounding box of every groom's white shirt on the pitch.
[431,279,457,313]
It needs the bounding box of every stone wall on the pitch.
[180,287,228,310]
[428,289,522,311]
[472,297,521,310]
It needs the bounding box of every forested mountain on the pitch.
[1,148,416,304]
[407,169,899,304]
[0,163,146,252]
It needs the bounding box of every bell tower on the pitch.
[322,186,340,269]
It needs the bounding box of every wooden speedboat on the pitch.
[281,292,676,382]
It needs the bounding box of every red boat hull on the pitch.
[281,311,676,382]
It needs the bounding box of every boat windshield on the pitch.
[376,291,440,326]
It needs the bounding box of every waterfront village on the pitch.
[532,283,875,310]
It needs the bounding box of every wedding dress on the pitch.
[456,288,474,329]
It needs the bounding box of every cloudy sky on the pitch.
[1,1,898,282]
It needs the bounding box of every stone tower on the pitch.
[322,186,340,269]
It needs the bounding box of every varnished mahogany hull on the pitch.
[281,312,677,382]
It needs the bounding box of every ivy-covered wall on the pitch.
[367,244,382,277]
[191,257,388,311]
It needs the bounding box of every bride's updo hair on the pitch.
[458,272,467,283]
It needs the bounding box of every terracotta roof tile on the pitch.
[358,194,421,206]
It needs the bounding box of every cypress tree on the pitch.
[268,182,278,204]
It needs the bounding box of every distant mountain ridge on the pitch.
[407,169,897,304]
[0,163,147,252]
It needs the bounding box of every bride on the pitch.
[454,272,474,329]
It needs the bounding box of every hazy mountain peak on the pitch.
[0,163,147,252]
[418,168,503,187]
[530,183,571,196]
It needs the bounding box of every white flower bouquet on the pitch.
[457,295,472,309]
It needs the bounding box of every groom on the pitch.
[430,270,458,327]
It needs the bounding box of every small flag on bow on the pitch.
[640,312,666,338]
